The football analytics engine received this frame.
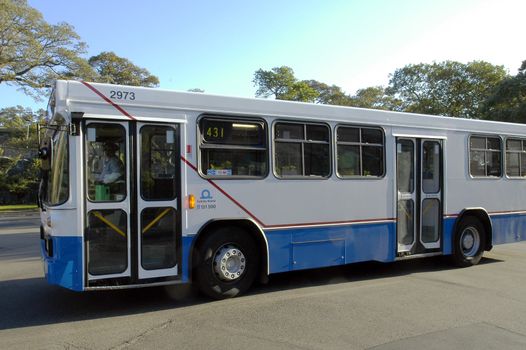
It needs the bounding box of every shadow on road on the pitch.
[254,255,503,296]
[0,255,503,331]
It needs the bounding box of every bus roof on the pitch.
[52,80,526,136]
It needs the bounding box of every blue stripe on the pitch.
[490,213,526,244]
[264,222,396,274]
[181,235,194,283]
[41,236,83,291]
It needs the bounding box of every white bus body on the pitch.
[39,80,526,298]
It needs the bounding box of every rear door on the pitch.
[396,137,443,255]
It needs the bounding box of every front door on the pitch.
[396,138,443,255]
[84,120,181,285]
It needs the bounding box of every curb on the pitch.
[0,210,40,220]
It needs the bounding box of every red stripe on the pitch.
[81,81,136,121]
[181,156,265,227]
[264,217,396,229]
[445,210,526,219]
[180,156,399,229]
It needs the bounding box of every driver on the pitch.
[97,143,124,184]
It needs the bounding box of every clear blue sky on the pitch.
[1,0,525,111]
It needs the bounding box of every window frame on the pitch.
[468,134,503,179]
[197,114,269,180]
[272,120,332,179]
[505,137,526,179]
[335,124,386,179]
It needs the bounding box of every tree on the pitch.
[253,66,339,103]
[253,66,297,99]
[303,80,352,105]
[0,0,90,98]
[348,86,398,110]
[88,51,159,87]
[482,60,526,123]
[0,106,44,204]
[386,61,508,118]
[0,105,44,156]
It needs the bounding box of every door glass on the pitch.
[140,207,177,270]
[87,209,127,275]
[422,199,440,243]
[86,124,126,201]
[397,200,414,245]
[397,140,414,193]
[422,141,440,193]
[140,125,177,200]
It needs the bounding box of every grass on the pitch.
[0,204,38,211]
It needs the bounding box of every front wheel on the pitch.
[194,227,259,299]
[451,217,485,267]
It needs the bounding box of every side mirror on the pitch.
[39,145,51,171]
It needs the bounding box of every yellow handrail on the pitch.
[92,211,126,238]
[142,208,172,234]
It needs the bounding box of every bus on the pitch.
[39,80,526,299]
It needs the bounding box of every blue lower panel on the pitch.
[442,214,526,255]
[265,222,396,274]
[443,218,456,255]
[491,214,526,244]
[181,235,194,283]
[41,236,83,291]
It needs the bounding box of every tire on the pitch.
[451,216,485,267]
[194,227,259,299]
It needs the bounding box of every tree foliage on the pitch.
[0,0,90,97]
[348,86,397,110]
[0,0,160,98]
[0,106,44,203]
[254,61,510,120]
[482,60,526,123]
[386,61,507,118]
[253,66,299,99]
[87,51,159,87]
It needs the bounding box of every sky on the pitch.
[1,0,525,111]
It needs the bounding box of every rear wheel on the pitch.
[194,227,259,299]
[452,216,485,267]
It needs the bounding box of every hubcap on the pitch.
[460,227,480,257]
[213,245,246,282]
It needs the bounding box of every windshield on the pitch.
[43,117,69,206]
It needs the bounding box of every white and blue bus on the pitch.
[39,80,526,299]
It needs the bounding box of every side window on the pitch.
[86,123,126,201]
[336,126,384,177]
[274,122,330,178]
[505,138,526,177]
[45,116,69,206]
[199,116,268,178]
[469,136,501,177]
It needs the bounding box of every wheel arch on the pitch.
[189,218,269,282]
[454,208,493,251]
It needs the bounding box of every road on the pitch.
[1,214,526,349]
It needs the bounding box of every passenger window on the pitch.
[141,125,178,200]
[86,124,126,202]
[506,138,526,177]
[336,126,384,177]
[274,122,330,178]
[469,136,501,177]
[199,117,267,177]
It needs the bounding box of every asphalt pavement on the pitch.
[1,215,526,349]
